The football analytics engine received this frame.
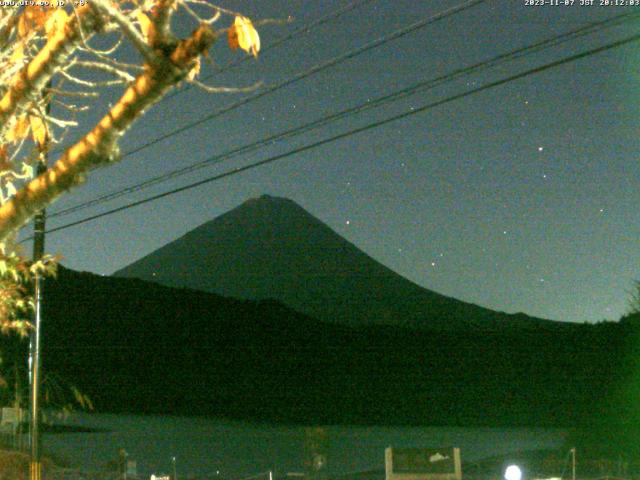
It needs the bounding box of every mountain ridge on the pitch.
[114,194,564,332]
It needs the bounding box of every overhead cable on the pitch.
[32,30,640,239]
[49,9,640,219]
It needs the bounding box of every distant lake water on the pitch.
[42,413,567,479]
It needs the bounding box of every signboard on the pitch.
[126,459,137,477]
[385,447,461,480]
[0,407,24,435]
[1,407,24,425]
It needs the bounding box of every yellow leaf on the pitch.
[228,16,260,58]
[9,42,24,65]
[5,182,16,198]
[141,0,155,11]
[29,115,48,149]
[137,10,153,43]
[17,15,28,38]
[45,8,68,39]
[7,116,29,143]
[187,56,201,81]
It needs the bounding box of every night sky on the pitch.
[29,0,640,323]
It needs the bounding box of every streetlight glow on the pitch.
[505,465,522,480]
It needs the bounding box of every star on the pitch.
[345,220,350,225]
[538,146,544,152]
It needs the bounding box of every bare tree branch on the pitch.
[0,24,217,241]
[59,70,126,88]
[91,0,157,64]
[189,78,262,93]
[71,61,136,83]
[151,0,179,45]
[0,5,99,140]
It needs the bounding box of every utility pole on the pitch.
[29,87,50,480]
[120,449,128,480]
[571,447,576,480]
[29,159,46,480]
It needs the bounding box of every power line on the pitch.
[50,0,378,156]
[49,9,640,219]
[138,0,488,152]
[52,0,488,160]
[49,0,489,217]
[32,31,640,239]
[52,0,484,158]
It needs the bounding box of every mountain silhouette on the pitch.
[114,194,561,331]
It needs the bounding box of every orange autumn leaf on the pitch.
[29,116,48,149]
[6,116,29,143]
[227,15,260,58]
[0,146,9,171]
[18,6,53,37]
[17,15,29,38]
[227,24,238,50]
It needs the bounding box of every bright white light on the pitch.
[505,465,522,480]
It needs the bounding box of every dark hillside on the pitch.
[6,266,623,429]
